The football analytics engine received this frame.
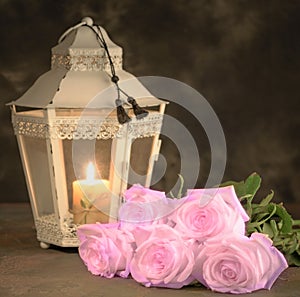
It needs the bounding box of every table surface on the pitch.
[0,203,299,297]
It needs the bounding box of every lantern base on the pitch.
[35,214,80,247]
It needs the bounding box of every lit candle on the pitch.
[72,162,110,224]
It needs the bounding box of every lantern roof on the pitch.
[8,17,165,109]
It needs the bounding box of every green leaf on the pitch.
[247,221,263,229]
[245,198,253,217]
[219,180,242,188]
[287,238,299,254]
[293,220,300,226]
[80,198,93,209]
[169,191,175,199]
[255,212,270,222]
[233,182,247,198]
[169,174,185,199]
[245,221,257,234]
[221,173,261,202]
[260,190,274,206]
[244,172,261,201]
[270,219,279,237]
[258,204,277,225]
[80,199,87,209]
[262,223,274,238]
[177,174,185,199]
[251,204,264,214]
[271,203,293,234]
[286,253,300,266]
[220,180,246,198]
[239,194,253,201]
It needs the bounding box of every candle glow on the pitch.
[72,162,111,224]
[86,162,95,182]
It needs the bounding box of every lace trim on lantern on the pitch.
[12,116,49,139]
[51,54,122,71]
[128,113,163,138]
[49,118,122,140]
[35,214,79,247]
[13,113,163,140]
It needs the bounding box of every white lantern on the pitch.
[8,17,167,248]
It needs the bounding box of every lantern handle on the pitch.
[58,17,94,43]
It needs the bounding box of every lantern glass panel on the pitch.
[20,135,54,216]
[128,136,155,186]
[63,139,112,204]
[62,138,113,224]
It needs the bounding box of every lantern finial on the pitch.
[81,16,94,26]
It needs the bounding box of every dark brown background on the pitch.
[0,1,299,215]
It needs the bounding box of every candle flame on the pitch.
[86,162,95,182]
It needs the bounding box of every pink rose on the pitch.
[129,224,195,288]
[170,186,249,241]
[77,223,134,278]
[119,185,171,228]
[193,233,288,294]
[124,184,166,203]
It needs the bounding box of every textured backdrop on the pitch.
[0,1,299,213]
